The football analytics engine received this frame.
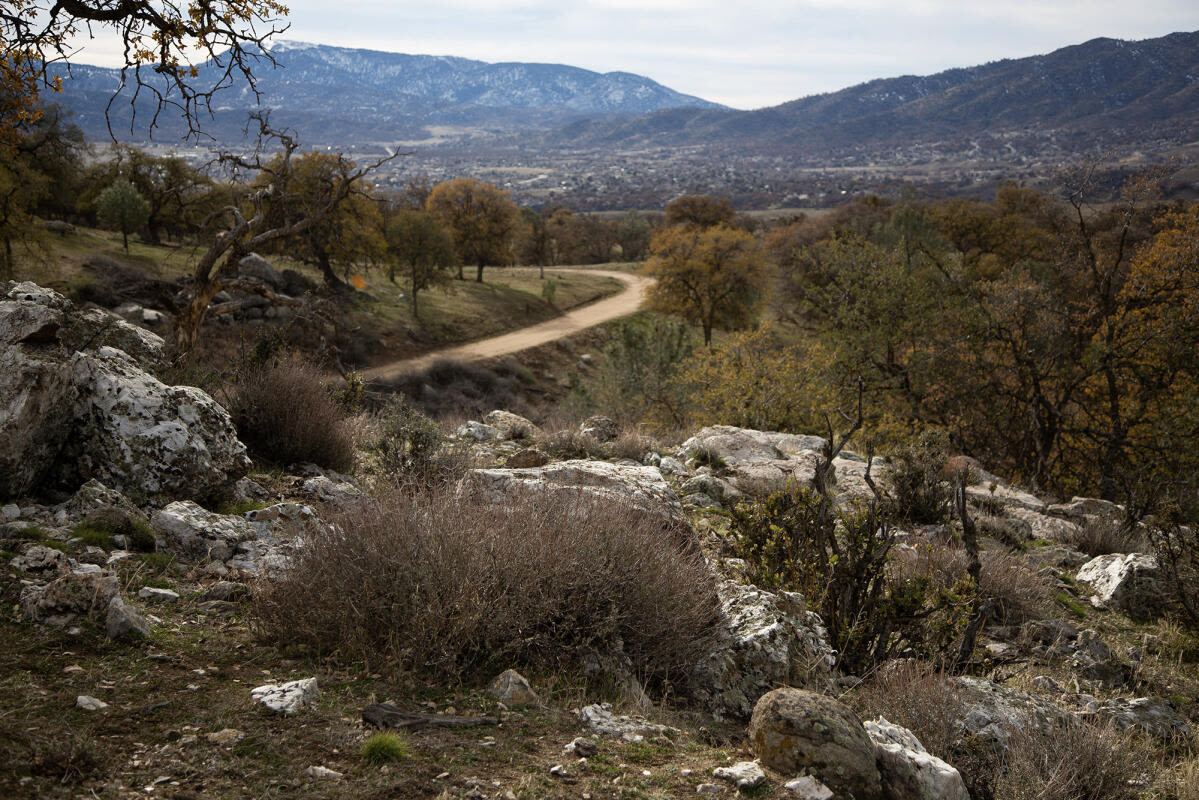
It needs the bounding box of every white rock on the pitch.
[1,504,18,521]
[306,765,343,780]
[712,761,766,790]
[76,695,108,711]
[466,460,684,523]
[785,776,834,800]
[152,501,257,563]
[482,410,540,440]
[690,579,835,720]
[456,421,499,441]
[251,677,319,714]
[1077,552,1166,619]
[137,586,180,603]
[574,703,676,741]
[864,717,969,800]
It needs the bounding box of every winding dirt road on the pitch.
[363,269,653,382]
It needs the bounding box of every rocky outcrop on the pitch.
[953,676,1072,743]
[748,688,882,800]
[1,282,249,504]
[466,460,684,523]
[575,703,677,742]
[864,717,969,800]
[483,409,540,441]
[1076,553,1167,619]
[690,579,835,720]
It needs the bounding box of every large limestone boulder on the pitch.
[748,688,882,800]
[1,282,248,503]
[1076,553,1167,619]
[690,579,835,720]
[864,717,969,800]
[65,347,250,504]
[466,460,684,523]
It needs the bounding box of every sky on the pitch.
[66,0,1199,110]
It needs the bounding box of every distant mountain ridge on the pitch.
[49,41,724,143]
[539,31,1199,153]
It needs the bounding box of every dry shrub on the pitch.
[847,660,967,760]
[1068,517,1149,556]
[536,429,605,460]
[376,358,534,421]
[997,720,1147,800]
[893,544,1053,625]
[253,486,723,683]
[229,355,356,471]
[605,430,658,462]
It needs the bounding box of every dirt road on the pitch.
[363,269,653,382]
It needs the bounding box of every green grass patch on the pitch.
[1054,591,1090,618]
[361,731,410,765]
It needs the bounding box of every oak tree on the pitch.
[426,178,518,282]
[96,178,150,251]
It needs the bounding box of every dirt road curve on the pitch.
[363,269,654,382]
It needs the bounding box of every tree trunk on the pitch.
[476,263,484,282]
[173,279,225,358]
[122,230,129,251]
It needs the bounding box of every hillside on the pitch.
[49,41,724,145]
[538,31,1199,154]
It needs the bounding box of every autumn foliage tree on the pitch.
[426,178,519,282]
[643,223,770,345]
[385,208,456,317]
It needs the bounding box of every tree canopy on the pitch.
[426,178,519,282]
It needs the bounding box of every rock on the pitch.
[1093,697,1192,741]
[10,543,69,574]
[206,728,245,745]
[1,503,18,521]
[306,765,343,780]
[76,695,108,711]
[712,761,766,790]
[695,784,726,795]
[21,571,119,626]
[137,586,180,603]
[575,703,676,741]
[748,688,882,800]
[785,776,834,799]
[237,253,286,290]
[483,410,540,440]
[64,307,165,372]
[952,676,1072,743]
[505,449,551,469]
[299,475,363,506]
[64,347,250,504]
[658,456,690,476]
[690,580,835,720]
[681,474,741,507]
[466,460,685,524]
[564,737,598,757]
[152,501,257,563]
[1047,496,1124,521]
[1076,553,1167,619]
[105,596,151,640]
[864,717,969,800]
[487,669,539,707]
[579,415,619,442]
[0,294,79,497]
[457,421,500,442]
[251,677,319,714]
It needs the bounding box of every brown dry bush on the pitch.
[893,544,1053,625]
[536,429,605,460]
[997,720,1148,800]
[605,430,659,462]
[253,487,723,684]
[1068,517,1149,557]
[228,354,356,471]
[847,660,967,761]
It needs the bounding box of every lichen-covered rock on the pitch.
[65,347,250,504]
[456,420,499,441]
[483,409,540,441]
[864,717,969,800]
[579,415,620,442]
[251,677,319,714]
[748,688,882,800]
[487,669,540,707]
[105,596,151,640]
[9,543,70,574]
[505,448,551,468]
[953,676,1071,743]
[1076,553,1167,619]
[1093,697,1192,741]
[62,307,165,372]
[574,703,676,741]
[20,570,119,626]
[690,579,835,720]
[152,501,258,562]
[466,460,684,523]
[712,761,766,790]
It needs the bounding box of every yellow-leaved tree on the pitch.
[642,223,771,345]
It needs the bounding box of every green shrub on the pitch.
[367,395,446,479]
[228,354,356,471]
[360,732,409,765]
[253,487,722,683]
[886,430,952,524]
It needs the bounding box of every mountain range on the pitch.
[49,31,1199,166]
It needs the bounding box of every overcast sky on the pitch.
[69,1,1199,109]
